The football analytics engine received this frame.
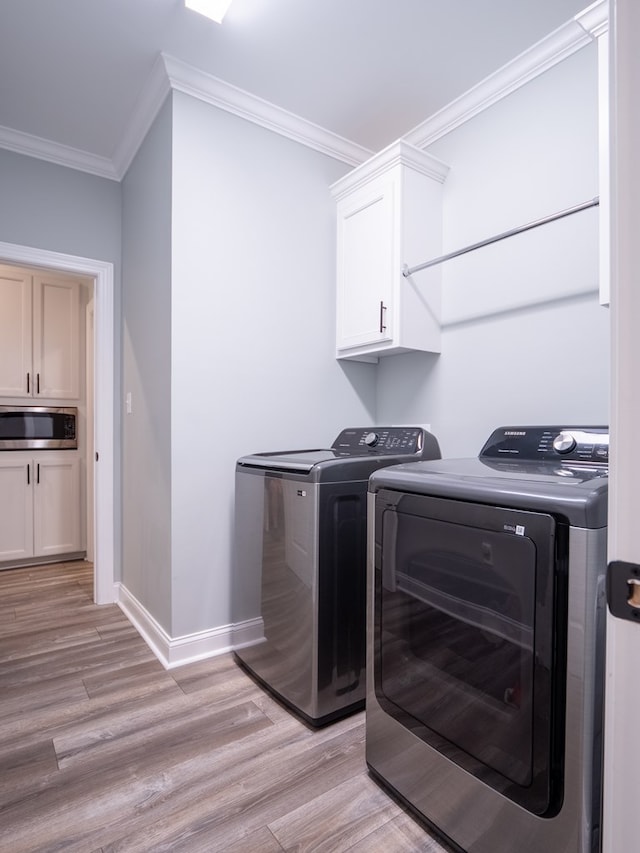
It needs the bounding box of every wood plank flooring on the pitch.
[0,561,453,852]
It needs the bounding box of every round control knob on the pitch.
[553,431,576,454]
[364,431,379,447]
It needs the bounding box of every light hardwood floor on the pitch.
[0,561,453,853]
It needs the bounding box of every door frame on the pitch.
[603,0,640,848]
[0,241,115,604]
[86,297,95,563]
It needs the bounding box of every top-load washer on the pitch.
[233,426,441,726]
[366,425,608,853]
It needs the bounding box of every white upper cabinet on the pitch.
[33,273,81,399]
[0,265,81,400]
[331,140,449,362]
[0,266,32,398]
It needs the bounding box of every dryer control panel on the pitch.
[480,426,609,465]
[332,427,428,456]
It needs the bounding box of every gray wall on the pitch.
[170,92,377,635]
[377,43,609,457]
[0,148,121,263]
[121,97,173,632]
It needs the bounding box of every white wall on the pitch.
[377,42,610,457]
[170,92,377,635]
[121,98,173,631]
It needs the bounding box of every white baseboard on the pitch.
[231,617,264,651]
[116,583,264,670]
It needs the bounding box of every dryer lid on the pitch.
[369,455,608,528]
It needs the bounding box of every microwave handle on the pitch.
[27,463,30,485]
[26,372,29,394]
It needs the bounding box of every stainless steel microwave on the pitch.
[0,406,78,450]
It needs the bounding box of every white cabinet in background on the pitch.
[0,265,81,399]
[330,140,449,362]
[0,453,81,564]
[0,457,32,562]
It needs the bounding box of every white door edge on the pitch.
[603,0,640,849]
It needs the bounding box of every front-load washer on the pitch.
[233,426,441,726]
[366,425,608,853]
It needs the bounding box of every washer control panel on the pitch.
[480,426,609,465]
[332,427,426,456]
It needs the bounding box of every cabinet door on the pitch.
[0,457,34,561]
[32,275,80,399]
[33,454,80,557]
[0,266,32,397]
[336,180,395,352]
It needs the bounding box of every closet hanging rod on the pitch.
[402,196,600,278]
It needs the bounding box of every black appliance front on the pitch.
[373,490,567,817]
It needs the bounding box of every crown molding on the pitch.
[575,0,609,39]
[330,139,449,200]
[405,0,608,150]
[112,53,172,180]
[0,123,118,180]
[0,49,371,180]
[0,1,607,181]
[160,53,373,169]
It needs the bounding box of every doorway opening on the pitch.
[0,241,115,604]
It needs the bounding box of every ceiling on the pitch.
[0,0,591,174]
